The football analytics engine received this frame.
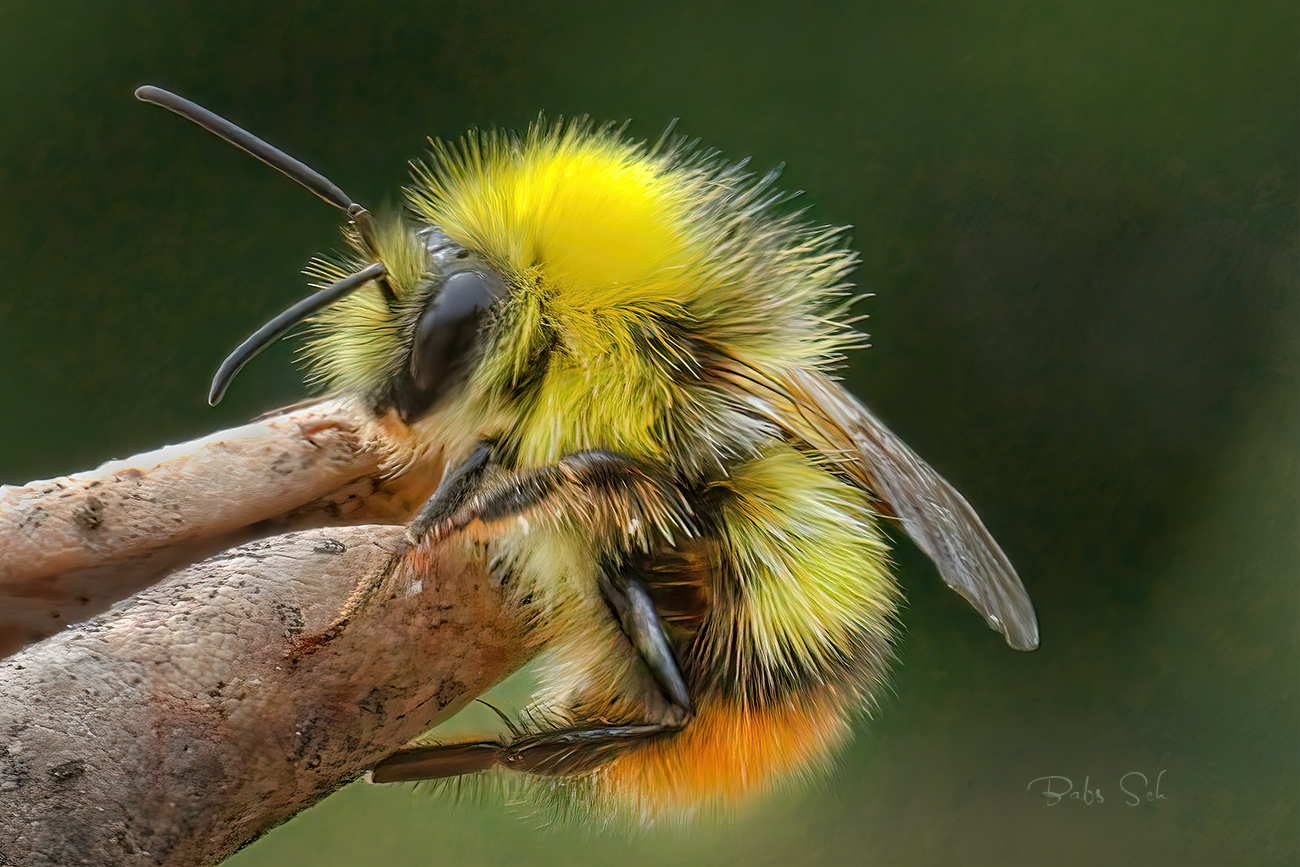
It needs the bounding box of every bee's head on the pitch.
[303,223,509,425]
[306,121,713,438]
[135,86,858,463]
[308,120,860,467]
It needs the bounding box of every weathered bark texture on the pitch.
[0,524,531,867]
[0,401,441,656]
[0,404,528,865]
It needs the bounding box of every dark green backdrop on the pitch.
[1,2,1294,865]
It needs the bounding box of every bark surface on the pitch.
[0,404,524,865]
[0,401,441,657]
[0,525,529,866]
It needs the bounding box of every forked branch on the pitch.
[0,406,530,866]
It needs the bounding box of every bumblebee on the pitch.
[137,86,1038,822]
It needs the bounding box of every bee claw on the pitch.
[599,566,694,716]
[408,444,493,543]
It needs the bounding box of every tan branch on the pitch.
[0,401,441,657]
[0,524,530,866]
[0,405,529,865]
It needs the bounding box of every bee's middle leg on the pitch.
[367,446,698,783]
[598,564,693,715]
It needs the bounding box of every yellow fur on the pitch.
[305,119,898,822]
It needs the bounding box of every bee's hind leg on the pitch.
[371,721,682,783]
[368,549,697,782]
[371,561,694,784]
[598,564,693,716]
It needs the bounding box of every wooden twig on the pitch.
[0,401,441,657]
[0,404,530,865]
[0,525,531,867]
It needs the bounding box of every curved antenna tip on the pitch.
[203,262,386,406]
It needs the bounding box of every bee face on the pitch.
[139,87,1038,823]
[366,228,508,424]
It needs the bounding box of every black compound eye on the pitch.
[409,270,498,398]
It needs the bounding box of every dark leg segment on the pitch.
[406,443,492,542]
[407,447,692,547]
[599,566,693,714]
[371,723,680,783]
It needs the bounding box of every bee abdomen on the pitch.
[588,688,856,820]
[691,443,900,706]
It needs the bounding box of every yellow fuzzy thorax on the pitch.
[414,122,698,313]
[305,120,860,466]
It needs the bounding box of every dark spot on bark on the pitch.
[290,715,332,766]
[76,495,103,531]
[434,679,465,710]
[17,506,46,531]
[1,751,30,792]
[207,548,267,564]
[313,538,346,555]
[48,759,85,783]
[269,451,303,475]
[357,688,386,716]
[114,829,137,854]
[274,602,304,637]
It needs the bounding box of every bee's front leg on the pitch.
[294,444,693,690]
[286,444,494,660]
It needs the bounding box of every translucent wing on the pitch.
[721,363,1039,651]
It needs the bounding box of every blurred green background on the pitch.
[1,1,1295,864]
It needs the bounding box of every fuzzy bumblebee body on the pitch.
[137,88,1038,825]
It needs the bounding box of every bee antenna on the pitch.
[135,85,384,265]
[208,261,387,406]
[136,86,403,404]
